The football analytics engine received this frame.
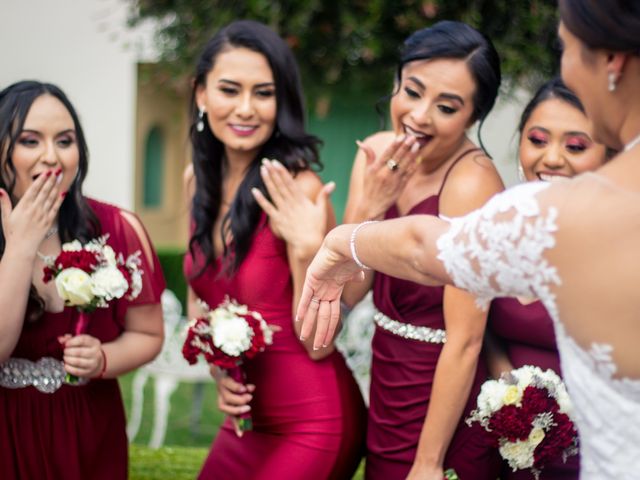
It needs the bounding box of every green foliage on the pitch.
[157,247,188,311]
[129,445,209,479]
[126,0,559,91]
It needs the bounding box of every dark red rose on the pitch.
[521,385,559,417]
[533,412,577,469]
[55,250,99,273]
[488,405,532,442]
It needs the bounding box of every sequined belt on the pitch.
[0,357,87,393]
[373,310,447,343]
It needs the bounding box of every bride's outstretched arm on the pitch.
[296,215,451,349]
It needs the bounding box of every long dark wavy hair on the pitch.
[378,20,501,155]
[0,80,100,321]
[188,20,322,275]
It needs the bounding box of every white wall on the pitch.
[0,0,154,209]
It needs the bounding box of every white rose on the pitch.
[500,440,535,470]
[212,316,253,356]
[478,380,508,414]
[62,240,83,252]
[55,268,94,306]
[102,245,117,266]
[555,384,573,415]
[91,267,128,300]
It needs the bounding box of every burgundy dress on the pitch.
[367,149,499,479]
[488,298,580,479]
[184,214,366,480]
[0,199,165,480]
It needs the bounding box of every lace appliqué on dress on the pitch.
[436,182,559,310]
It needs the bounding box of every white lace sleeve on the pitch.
[436,182,560,309]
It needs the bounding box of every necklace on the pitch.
[623,132,640,152]
[36,226,59,261]
[44,226,58,241]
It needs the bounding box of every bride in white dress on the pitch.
[295,1,640,478]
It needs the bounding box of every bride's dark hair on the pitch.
[0,80,100,321]
[188,20,322,274]
[559,0,640,53]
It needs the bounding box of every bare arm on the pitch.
[0,173,63,361]
[342,132,421,307]
[408,153,504,477]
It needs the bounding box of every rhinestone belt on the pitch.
[373,310,447,343]
[0,357,87,393]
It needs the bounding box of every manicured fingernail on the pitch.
[355,140,363,147]
[46,171,52,177]
[261,157,269,166]
[395,134,404,142]
[55,168,62,175]
[410,142,420,153]
[313,346,319,351]
[260,165,269,176]
[251,187,259,196]
[294,316,299,322]
[322,344,328,348]
[0,191,4,197]
[271,159,283,168]
[299,335,306,341]
[61,192,67,198]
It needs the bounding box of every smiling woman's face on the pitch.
[390,57,476,162]
[5,94,79,199]
[519,97,607,182]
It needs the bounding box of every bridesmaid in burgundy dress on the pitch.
[341,22,504,480]
[184,21,365,479]
[486,77,609,479]
[0,81,165,479]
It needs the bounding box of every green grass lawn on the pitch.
[120,372,364,479]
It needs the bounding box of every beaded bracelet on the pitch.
[349,221,379,270]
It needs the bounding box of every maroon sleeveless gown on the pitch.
[487,298,580,479]
[184,214,366,480]
[0,199,166,480]
[367,150,499,479]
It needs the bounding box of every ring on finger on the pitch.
[386,159,399,172]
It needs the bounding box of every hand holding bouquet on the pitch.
[468,366,578,479]
[42,234,143,381]
[182,297,274,434]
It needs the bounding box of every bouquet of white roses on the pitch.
[182,297,274,433]
[467,366,578,478]
[42,234,143,381]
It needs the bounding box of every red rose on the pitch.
[521,385,559,416]
[533,412,577,468]
[488,405,532,442]
[55,250,99,273]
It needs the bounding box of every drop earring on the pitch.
[608,72,617,93]
[196,106,205,132]
[518,163,526,182]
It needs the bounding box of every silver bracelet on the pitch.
[349,221,379,270]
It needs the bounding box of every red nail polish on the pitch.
[56,168,62,175]
[0,191,4,197]
[61,191,67,198]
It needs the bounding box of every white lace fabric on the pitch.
[436,177,640,479]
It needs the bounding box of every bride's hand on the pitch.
[252,159,334,260]
[296,225,365,349]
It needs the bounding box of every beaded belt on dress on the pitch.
[373,310,446,343]
[0,357,87,393]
